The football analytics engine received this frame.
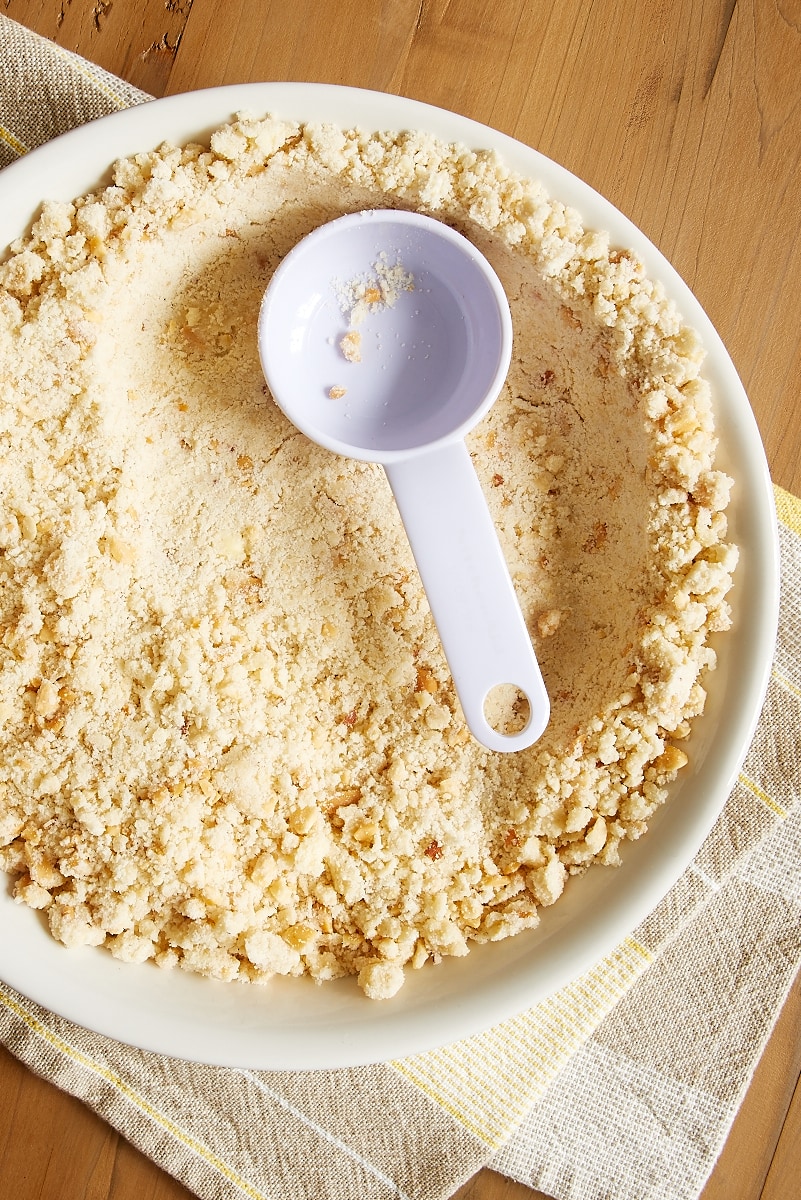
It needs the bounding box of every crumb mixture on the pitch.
[0,114,737,999]
[335,254,415,326]
[333,255,415,385]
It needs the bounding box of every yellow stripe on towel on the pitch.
[774,484,801,536]
[772,666,801,703]
[0,124,28,157]
[392,935,652,1148]
[0,989,271,1200]
[51,42,131,109]
[739,771,787,818]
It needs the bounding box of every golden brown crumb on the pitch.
[536,609,563,638]
[339,330,361,362]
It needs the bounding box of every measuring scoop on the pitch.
[257,209,549,752]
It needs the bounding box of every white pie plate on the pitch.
[0,83,779,1069]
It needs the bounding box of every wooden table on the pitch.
[1,2,799,1197]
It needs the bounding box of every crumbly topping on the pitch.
[0,113,737,998]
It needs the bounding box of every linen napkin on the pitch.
[1,16,799,1200]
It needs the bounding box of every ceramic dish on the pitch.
[0,83,779,1069]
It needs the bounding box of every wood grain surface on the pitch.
[1,2,800,1198]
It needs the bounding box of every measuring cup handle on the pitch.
[385,441,550,752]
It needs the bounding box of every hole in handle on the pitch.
[483,683,532,738]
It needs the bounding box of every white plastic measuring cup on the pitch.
[257,209,549,752]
